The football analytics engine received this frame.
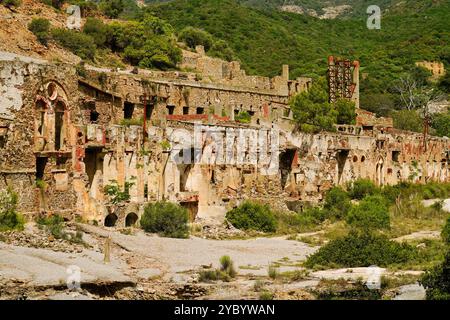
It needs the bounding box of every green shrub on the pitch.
[380,185,401,204]
[82,17,112,47]
[442,216,450,244]
[1,0,21,7]
[104,180,134,204]
[99,0,124,18]
[0,188,24,232]
[323,186,352,219]
[346,195,390,230]
[198,269,219,282]
[348,179,379,200]
[220,255,237,278]
[273,209,322,234]
[226,201,277,233]
[304,232,416,269]
[28,18,50,45]
[199,256,237,282]
[259,291,274,300]
[268,265,278,279]
[37,214,65,238]
[178,26,213,51]
[420,251,450,300]
[235,111,251,123]
[141,201,189,238]
[51,28,96,60]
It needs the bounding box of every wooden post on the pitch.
[104,236,111,264]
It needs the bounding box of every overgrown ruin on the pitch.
[1,47,449,227]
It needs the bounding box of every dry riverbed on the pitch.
[0,222,427,300]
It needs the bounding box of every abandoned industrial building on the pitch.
[1,47,449,228]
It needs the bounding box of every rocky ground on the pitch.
[0,220,429,300]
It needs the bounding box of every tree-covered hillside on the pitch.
[147,0,449,89]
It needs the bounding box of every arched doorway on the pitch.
[125,212,138,227]
[104,213,118,227]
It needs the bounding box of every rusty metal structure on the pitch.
[327,56,359,104]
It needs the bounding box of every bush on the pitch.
[259,291,274,300]
[348,179,379,200]
[141,201,189,238]
[104,180,134,204]
[209,39,235,61]
[37,214,64,239]
[226,201,277,233]
[304,232,416,268]
[51,28,96,60]
[1,0,21,7]
[28,18,50,45]
[199,256,237,282]
[99,0,124,18]
[346,195,390,230]
[420,251,450,300]
[442,216,450,244]
[323,187,352,219]
[82,18,112,47]
[268,265,278,279]
[219,255,237,278]
[0,188,24,232]
[178,27,213,51]
[235,111,251,123]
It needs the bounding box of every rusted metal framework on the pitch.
[327,56,357,104]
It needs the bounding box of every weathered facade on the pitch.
[1,49,449,227]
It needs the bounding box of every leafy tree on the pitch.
[442,215,450,244]
[420,251,450,300]
[99,0,124,18]
[431,110,450,137]
[438,72,450,93]
[178,26,213,51]
[209,39,235,61]
[390,109,423,132]
[290,78,337,133]
[334,99,356,125]
[360,93,396,117]
[51,28,97,60]
[28,18,51,45]
[82,18,112,47]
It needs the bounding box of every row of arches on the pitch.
[104,212,139,227]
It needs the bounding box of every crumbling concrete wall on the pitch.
[1,52,449,227]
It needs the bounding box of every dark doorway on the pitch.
[55,102,65,150]
[36,157,48,180]
[125,212,138,227]
[124,102,134,119]
[279,149,296,189]
[196,107,204,115]
[90,110,99,122]
[166,105,175,115]
[84,149,102,186]
[337,150,349,184]
[104,213,118,227]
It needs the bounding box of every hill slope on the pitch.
[148,0,449,95]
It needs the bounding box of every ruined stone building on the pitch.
[1,48,449,227]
